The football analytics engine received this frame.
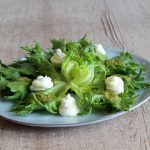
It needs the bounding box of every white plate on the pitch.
[0,48,150,127]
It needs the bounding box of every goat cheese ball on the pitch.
[50,48,66,64]
[105,76,124,95]
[95,44,106,55]
[59,94,79,116]
[30,75,53,91]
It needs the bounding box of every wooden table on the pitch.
[0,0,150,149]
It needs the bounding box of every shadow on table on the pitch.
[0,116,102,132]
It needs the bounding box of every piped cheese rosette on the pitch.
[95,44,106,55]
[105,76,124,95]
[30,75,53,91]
[50,48,66,64]
[59,94,79,116]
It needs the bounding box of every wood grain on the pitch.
[0,0,150,150]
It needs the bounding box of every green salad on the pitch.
[0,35,149,116]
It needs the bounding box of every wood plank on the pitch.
[0,0,150,149]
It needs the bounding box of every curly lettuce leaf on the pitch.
[21,42,48,63]
[79,92,103,115]
[21,42,61,80]
[35,60,61,80]
[51,35,107,61]
[5,77,31,101]
[0,60,36,80]
[10,62,36,76]
[12,81,68,115]
[12,99,43,116]
[12,92,60,116]
[0,66,20,80]
[0,76,8,90]
[105,51,145,79]
[51,38,69,52]
[61,54,94,86]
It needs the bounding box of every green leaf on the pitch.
[35,80,68,97]
[45,99,60,114]
[5,77,31,101]
[51,38,68,52]
[12,90,61,115]
[61,53,94,86]
[61,60,77,82]
[119,92,137,110]
[12,80,70,115]
[78,35,95,53]
[21,42,62,80]
[0,66,20,80]
[79,92,103,114]
[0,76,8,90]
[21,41,49,63]
[105,51,145,78]
[71,64,94,86]
[11,62,36,76]
[35,60,61,80]
[12,98,43,116]
[104,91,122,111]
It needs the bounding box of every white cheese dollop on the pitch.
[105,76,124,95]
[50,48,66,64]
[20,57,27,61]
[30,75,53,91]
[59,94,79,117]
[95,44,106,55]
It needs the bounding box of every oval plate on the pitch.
[0,48,150,127]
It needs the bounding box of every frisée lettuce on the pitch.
[0,35,149,116]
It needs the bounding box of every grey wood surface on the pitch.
[0,0,150,149]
